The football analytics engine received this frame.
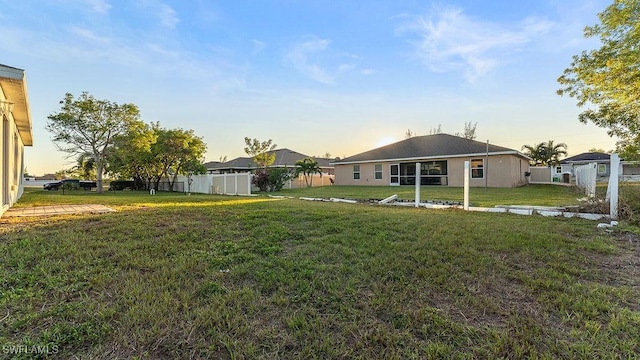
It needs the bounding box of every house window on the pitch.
[555,166,562,174]
[598,164,607,174]
[353,165,360,180]
[471,159,484,179]
[374,164,383,180]
[398,161,448,185]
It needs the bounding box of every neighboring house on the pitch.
[206,148,334,175]
[621,161,640,181]
[332,134,530,188]
[559,152,611,180]
[0,64,33,216]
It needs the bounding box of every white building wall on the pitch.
[0,106,26,216]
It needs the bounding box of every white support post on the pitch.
[247,173,252,195]
[464,161,470,210]
[610,154,619,220]
[235,174,239,195]
[415,162,421,208]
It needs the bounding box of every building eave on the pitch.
[0,66,33,146]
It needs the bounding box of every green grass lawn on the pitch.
[1,189,639,359]
[268,184,584,207]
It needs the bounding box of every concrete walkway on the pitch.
[3,204,116,217]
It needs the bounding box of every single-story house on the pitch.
[332,134,530,188]
[206,148,334,175]
[558,152,640,182]
[622,161,640,181]
[0,64,32,216]
[558,152,611,179]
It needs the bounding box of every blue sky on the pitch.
[0,0,617,175]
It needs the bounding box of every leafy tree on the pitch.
[108,124,206,191]
[54,169,71,180]
[588,148,608,153]
[295,158,323,187]
[522,140,568,166]
[244,137,277,169]
[46,92,140,193]
[557,0,640,155]
[106,120,158,190]
[155,128,207,191]
[74,153,97,180]
[616,135,640,161]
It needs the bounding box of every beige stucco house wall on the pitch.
[0,65,33,216]
[332,134,530,188]
[447,155,529,187]
[334,155,529,188]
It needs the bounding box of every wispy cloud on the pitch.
[138,0,179,29]
[397,6,552,82]
[84,0,111,14]
[156,3,179,29]
[252,39,266,56]
[287,38,334,84]
[68,26,111,43]
[286,37,362,84]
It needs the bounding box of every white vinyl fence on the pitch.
[176,173,253,195]
[528,167,552,183]
[285,173,334,189]
[575,162,597,197]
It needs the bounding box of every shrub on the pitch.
[268,168,292,192]
[109,180,136,191]
[252,168,292,192]
[252,171,270,192]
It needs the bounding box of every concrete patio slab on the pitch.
[3,204,116,217]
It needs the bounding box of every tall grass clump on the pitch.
[619,183,640,225]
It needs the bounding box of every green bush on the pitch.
[109,180,136,191]
[252,168,292,192]
[267,168,292,192]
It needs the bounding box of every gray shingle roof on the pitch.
[333,134,522,164]
[561,152,610,163]
[207,148,333,170]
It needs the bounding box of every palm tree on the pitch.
[294,158,322,187]
[521,140,567,166]
[542,140,568,166]
[75,153,97,180]
[522,142,544,165]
